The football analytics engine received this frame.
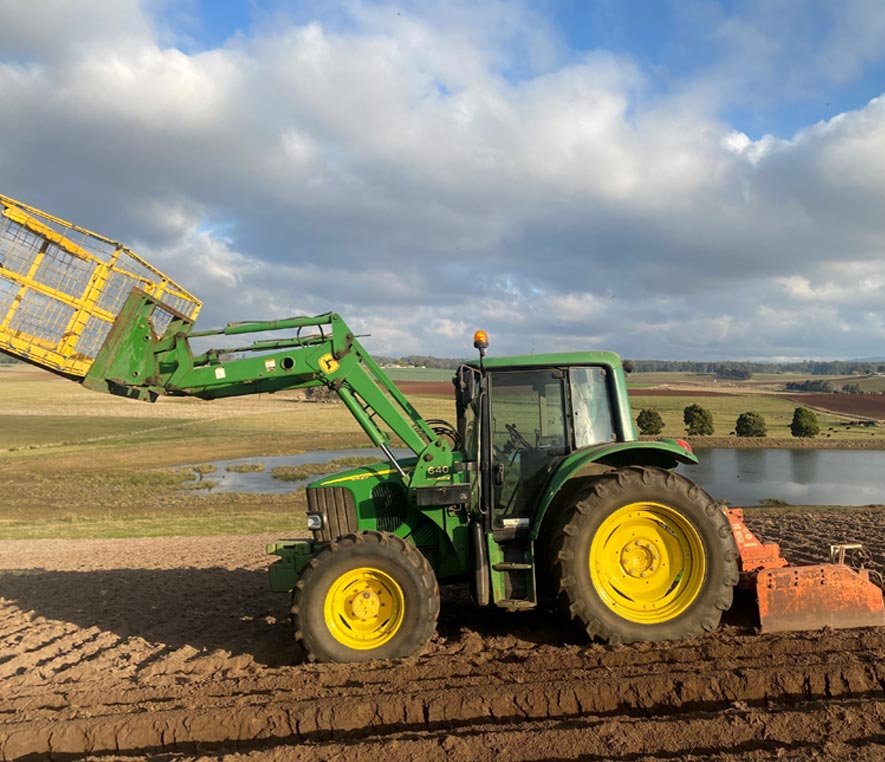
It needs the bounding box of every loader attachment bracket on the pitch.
[267,539,316,592]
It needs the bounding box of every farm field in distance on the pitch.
[628,392,885,443]
[626,371,885,438]
[383,367,885,439]
[3,362,885,542]
[0,365,455,540]
[383,366,455,382]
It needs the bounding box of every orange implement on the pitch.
[725,508,788,577]
[724,508,885,634]
[757,564,885,633]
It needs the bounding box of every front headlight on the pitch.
[306,513,324,531]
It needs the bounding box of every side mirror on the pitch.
[454,365,479,407]
[623,360,636,374]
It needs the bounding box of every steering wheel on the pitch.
[505,422,532,450]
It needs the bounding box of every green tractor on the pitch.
[265,327,738,661]
[10,194,878,666]
[83,295,739,662]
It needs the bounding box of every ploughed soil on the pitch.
[394,380,454,397]
[783,393,885,421]
[1,508,884,761]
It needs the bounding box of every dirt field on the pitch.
[630,388,734,397]
[783,393,885,421]
[1,508,883,761]
[394,380,453,397]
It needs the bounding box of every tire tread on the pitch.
[292,530,439,663]
[549,466,738,644]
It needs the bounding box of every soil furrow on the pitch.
[1,629,880,710]
[0,629,107,684]
[2,658,883,757]
[0,515,883,761]
[216,699,885,762]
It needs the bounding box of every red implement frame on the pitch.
[724,508,885,633]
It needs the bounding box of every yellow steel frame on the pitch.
[0,194,201,378]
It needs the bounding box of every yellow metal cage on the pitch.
[0,194,201,378]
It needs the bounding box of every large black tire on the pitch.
[292,531,440,663]
[549,466,739,644]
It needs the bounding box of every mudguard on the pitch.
[530,439,697,539]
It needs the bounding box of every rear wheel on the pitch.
[292,531,439,662]
[550,466,738,644]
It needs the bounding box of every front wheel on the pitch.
[292,531,439,662]
[550,466,738,644]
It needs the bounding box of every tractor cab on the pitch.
[456,351,637,533]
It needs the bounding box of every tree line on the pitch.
[632,359,885,377]
[376,356,885,377]
[636,404,822,438]
[785,379,879,394]
[377,355,468,369]
[5,342,884,378]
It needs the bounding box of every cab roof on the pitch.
[467,350,624,371]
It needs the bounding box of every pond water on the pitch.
[680,448,885,506]
[194,446,885,506]
[191,448,409,494]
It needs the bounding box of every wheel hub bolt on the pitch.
[351,590,381,619]
[621,539,660,578]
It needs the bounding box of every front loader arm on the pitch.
[82,290,453,484]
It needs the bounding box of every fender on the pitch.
[530,439,698,540]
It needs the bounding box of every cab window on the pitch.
[570,366,616,448]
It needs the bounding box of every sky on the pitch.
[1,0,885,361]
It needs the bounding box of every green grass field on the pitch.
[628,392,885,442]
[0,367,454,540]
[749,373,843,383]
[628,371,847,388]
[2,414,190,450]
[829,375,885,392]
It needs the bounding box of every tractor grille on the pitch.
[307,486,357,542]
[372,483,407,533]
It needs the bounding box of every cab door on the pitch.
[487,369,569,530]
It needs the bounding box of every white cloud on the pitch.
[431,318,469,340]
[0,0,152,61]
[0,1,884,360]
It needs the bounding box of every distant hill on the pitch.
[376,355,467,370]
[377,355,885,377]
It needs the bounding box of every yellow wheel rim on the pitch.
[589,502,706,624]
[323,567,405,650]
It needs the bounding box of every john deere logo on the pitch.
[319,353,340,374]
